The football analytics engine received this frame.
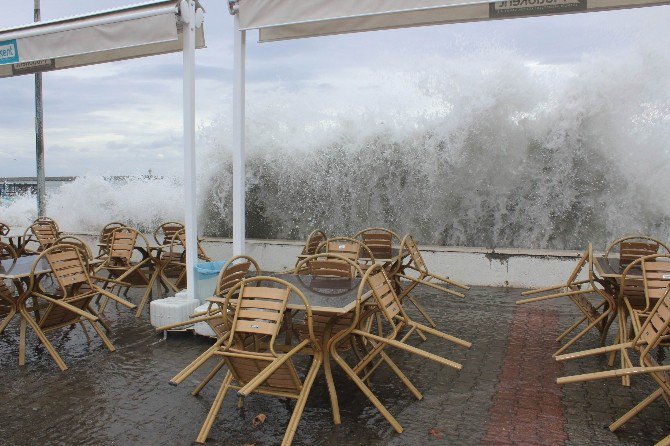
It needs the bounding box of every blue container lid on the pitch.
[195,261,226,275]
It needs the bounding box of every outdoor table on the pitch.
[269,273,373,425]
[593,256,644,386]
[0,255,100,336]
[0,255,94,365]
[1,228,29,253]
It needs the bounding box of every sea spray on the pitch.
[2,41,669,249]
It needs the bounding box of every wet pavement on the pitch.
[0,286,667,446]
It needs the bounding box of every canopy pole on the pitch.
[232,13,246,256]
[182,0,199,300]
[34,0,46,217]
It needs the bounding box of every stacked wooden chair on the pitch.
[317,236,376,273]
[193,276,321,446]
[96,222,125,259]
[517,244,616,356]
[159,228,212,293]
[0,221,9,236]
[163,255,261,387]
[393,234,470,328]
[22,244,134,371]
[0,242,18,333]
[94,226,157,317]
[21,217,61,254]
[354,227,401,260]
[295,229,327,265]
[555,258,670,443]
[329,264,472,434]
[604,236,670,267]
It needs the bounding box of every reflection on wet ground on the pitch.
[0,286,666,445]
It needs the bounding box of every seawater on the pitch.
[1,42,669,250]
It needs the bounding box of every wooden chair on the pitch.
[317,236,376,273]
[0,242,18,333]
[620,254,670,342]
[517,244,617,356]
[293,253,364,353]
[0,222,9,236]
[162,255,261,388]
[295,229,327,265]
[392,234,470,327]
[193,276,321,446]
[555,277,670,442]
[328,264,472,434]
[21,218,61,254]
[153,221,185,246]
[95,226,158,317]
[96,222,125,259]
[353,227,400,260]
[22,244,133,371]
[53,236,93,260]
[159,229,212,293]
[605,236,670,267]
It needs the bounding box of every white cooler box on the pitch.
[150,292,201,331]
[192,303,217,338]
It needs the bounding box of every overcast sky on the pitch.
[0,1,669,177]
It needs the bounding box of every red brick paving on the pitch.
[482,306,569,445]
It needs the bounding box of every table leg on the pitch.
[18,317,26,366]
[322,319,341,424]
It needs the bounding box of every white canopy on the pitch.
[0,0,204,78]
[236,0,670,42]
[1,0,205,300]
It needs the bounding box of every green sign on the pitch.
[490,0,587,18]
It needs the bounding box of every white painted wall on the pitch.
[69,233,586,289]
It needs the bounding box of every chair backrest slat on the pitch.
[230,285,289,338]
[110,230,138,261]
[360,231,394,258]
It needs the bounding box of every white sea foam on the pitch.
[2,40,669,249]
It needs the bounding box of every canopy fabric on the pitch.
[235,0,670,42]
[0,0,205,78]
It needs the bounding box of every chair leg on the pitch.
[331,349,403,434]
[136,271,159,318]
[609,387,663,432]
[556,315,587,342]
[281,356,322,446]
[19,317,27,366]
[171,338,226,385]
[79,321,91,343]
[0,306,16,333]
[379,351,423,400]
[196,371,233,444]
[192,359,226,396]
[22,310,68,371]
[554,312,609,356]
[88,320,116,352]
[407,296,436,328]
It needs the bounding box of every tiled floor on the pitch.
[0,286,667,445]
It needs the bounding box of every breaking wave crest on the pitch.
[2,41,669,249]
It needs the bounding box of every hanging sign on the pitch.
[490,0,587,18]
[0,39,19,65]
[12,59,56,75]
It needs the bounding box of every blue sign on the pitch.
[0,39,19,65]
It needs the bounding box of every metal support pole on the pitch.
[34,0,46,217]
[232,14,246,256]
[182,0,199,300]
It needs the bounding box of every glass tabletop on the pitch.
[0,255,51,279]
[271,273,368,314]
